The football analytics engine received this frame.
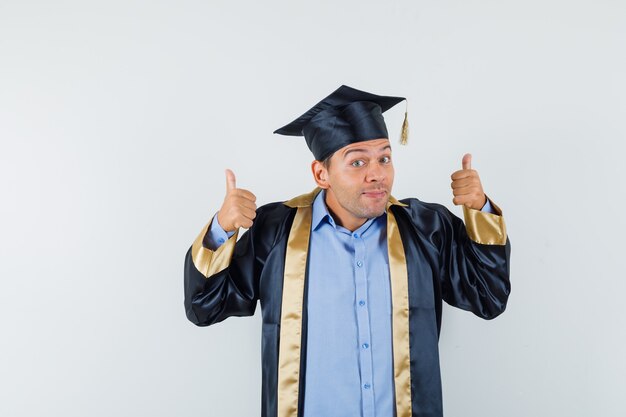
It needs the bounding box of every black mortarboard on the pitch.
[273,85,407,161]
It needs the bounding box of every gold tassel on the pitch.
[400,103,409,145]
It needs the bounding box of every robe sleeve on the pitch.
[183,216,259,327]
[436,197,511,319]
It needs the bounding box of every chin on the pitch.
[371,200,388,213]
[361,206,386,219]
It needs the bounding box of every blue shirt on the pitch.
[206,192,495,417]
[302,190,395,417]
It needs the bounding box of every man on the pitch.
[184,85,511,417]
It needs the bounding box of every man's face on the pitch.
[322,138,395,224]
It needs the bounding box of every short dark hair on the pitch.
[320,153,334,170]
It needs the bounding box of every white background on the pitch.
[1,1,625,416]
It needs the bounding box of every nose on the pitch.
[365,161,385,182]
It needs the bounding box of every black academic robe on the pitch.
[184,188,511,417]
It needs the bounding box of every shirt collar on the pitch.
[311,189,332,230]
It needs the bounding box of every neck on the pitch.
[323,189,367,232]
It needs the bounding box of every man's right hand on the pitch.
[217,169,257,232]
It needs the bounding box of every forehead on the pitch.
[338,138,391,155]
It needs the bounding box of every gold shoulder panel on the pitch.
[283,188,322,208]
[463,198,507,245]
[387,195,408,208]
[277,205,312,417]
[387,208,413,417]
[190,219,239,278]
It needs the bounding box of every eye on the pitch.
[380,155,391,164]
[351,160,365,167]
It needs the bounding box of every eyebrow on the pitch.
[343,145,392,159]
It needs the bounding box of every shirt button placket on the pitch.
[353,232,375,416]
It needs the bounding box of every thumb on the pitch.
[225,169,236,192]
[462,153,472,170]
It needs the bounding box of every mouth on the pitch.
[361,190,388,199]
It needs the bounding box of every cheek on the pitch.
[330,168,357,186]
[384,165,395,181]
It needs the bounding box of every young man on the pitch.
[184,85,511,417]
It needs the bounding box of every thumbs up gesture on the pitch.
[450,153,487,210]
[216,169,257,232]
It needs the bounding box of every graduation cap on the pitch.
[273,85,408,161]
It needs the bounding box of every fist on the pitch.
[450,153,487,210]
[217,169,257,232]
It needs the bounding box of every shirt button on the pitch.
[353,233,359,238]
[363,383,371,390]
[362,343,369,349]
[358,300,366,307]
[356,261,363,268]
[217,238,225,244]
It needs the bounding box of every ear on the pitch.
[311,160,330,189]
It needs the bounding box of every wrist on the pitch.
[468,194,487,211]
[216,211,232,232]
[478,194,487,210]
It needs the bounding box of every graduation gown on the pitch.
[184,188,511,417]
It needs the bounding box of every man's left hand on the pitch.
[450,153,487,210]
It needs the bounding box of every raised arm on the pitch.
[183,169,260,326]
[439,153,511,319]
